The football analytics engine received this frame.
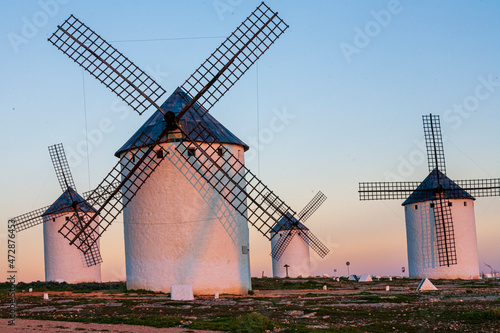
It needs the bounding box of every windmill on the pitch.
[359,114,500,279]
[47,3,330,294]
[264,191,327,278]
[10,143,102,283]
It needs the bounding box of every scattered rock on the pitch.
[22,306,57,313]
[277,300,291,305]
[286,310,304,316]
[302,312,316,318]
[106,302,122,307]
[307,324,329,329]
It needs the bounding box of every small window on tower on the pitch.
[156,150,163,159]
[414,205,418,210]
[187,148,196,157]
[65,217,70,221]
[448,202,453,207]
[129,153,135,162]
[464,201,467,206]
[430,203,435,208]
[217,147,224,157]
[52,218,55,222]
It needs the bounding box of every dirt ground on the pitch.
[0,318,219,332]
[1,278,499,332]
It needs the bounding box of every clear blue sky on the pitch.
[1,0,499,281]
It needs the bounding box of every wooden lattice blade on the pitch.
[177,2,288,119]
[297,191,327,223]
[297,229,330,258]
[49,143,77,194]
[48,15,166,115]
[11,204,64,232]
[423,114,447,175]
[66,211,103,267]
[453,178,500,197]
[359,181,422,200]
[271,229,295,260]
[262,191,288,217]
[432,197,457,266]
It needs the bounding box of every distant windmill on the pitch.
[359,114,500,279]
[47,3,329,294]
[265,191,328,278]
[10,143,102,283]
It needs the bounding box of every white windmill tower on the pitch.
[42,188,101,283]
[115,89,251,294]
[267,192,328,278]
[359,114,500,279]
[271,214,311,278]
[47,4,330,295]
[11,144,101,283]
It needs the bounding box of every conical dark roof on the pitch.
[42,187,97,216]
[271,212,309,233]
[402,169,475,205]
[115,88,249,157]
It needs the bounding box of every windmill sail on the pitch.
[49,15,166,115]
[178,2,288,118]
[423,114,447,175]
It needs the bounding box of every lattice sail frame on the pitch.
[423,114,446,175]
[49,143,77,193]
[271,228,296,259]
[178,2,288,118]
[48,15,166,115]
[298,191,327,222]
[432,196,457,266]
[359,179,500,201]
[63,210,103,267]
[358,114,500,267]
